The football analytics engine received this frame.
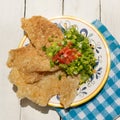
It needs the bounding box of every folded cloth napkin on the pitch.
[55,20,120,120]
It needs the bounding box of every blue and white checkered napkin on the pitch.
[55,20,120,120]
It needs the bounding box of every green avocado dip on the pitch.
[42,26,96,84]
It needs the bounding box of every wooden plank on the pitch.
[101,0,120,44]
[0,0,24,120]
[25,0,63,18]
[64,0,100,22]
[20,0,63,120]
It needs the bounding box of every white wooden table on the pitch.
[0,0,120,120]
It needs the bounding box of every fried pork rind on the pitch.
[21,16,64,51]
[7,44,59,73]
[7,16,80,108]
[9,68,79,108]
[59,76,80,108]
[9,68,60,106]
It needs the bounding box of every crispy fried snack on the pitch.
[9,68,79,108]
[59,76,80,108]
[7,16,80,108]
[21,16,64,51]
[7,44,59,73]
[9,68,60,106]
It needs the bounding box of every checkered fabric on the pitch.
[55,20,120,120]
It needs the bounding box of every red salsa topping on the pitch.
[52,43,81,64]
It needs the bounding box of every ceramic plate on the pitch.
[19,16,110,108]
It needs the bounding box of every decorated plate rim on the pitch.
[19,16,111,108]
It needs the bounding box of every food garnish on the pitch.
[44,26,96,83]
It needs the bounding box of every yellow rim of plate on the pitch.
[19,16,111,108]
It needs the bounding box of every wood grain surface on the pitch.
[0,0,120,120]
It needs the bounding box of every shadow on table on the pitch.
[20,98,56,114]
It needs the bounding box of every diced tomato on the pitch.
[52,44,81,64]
